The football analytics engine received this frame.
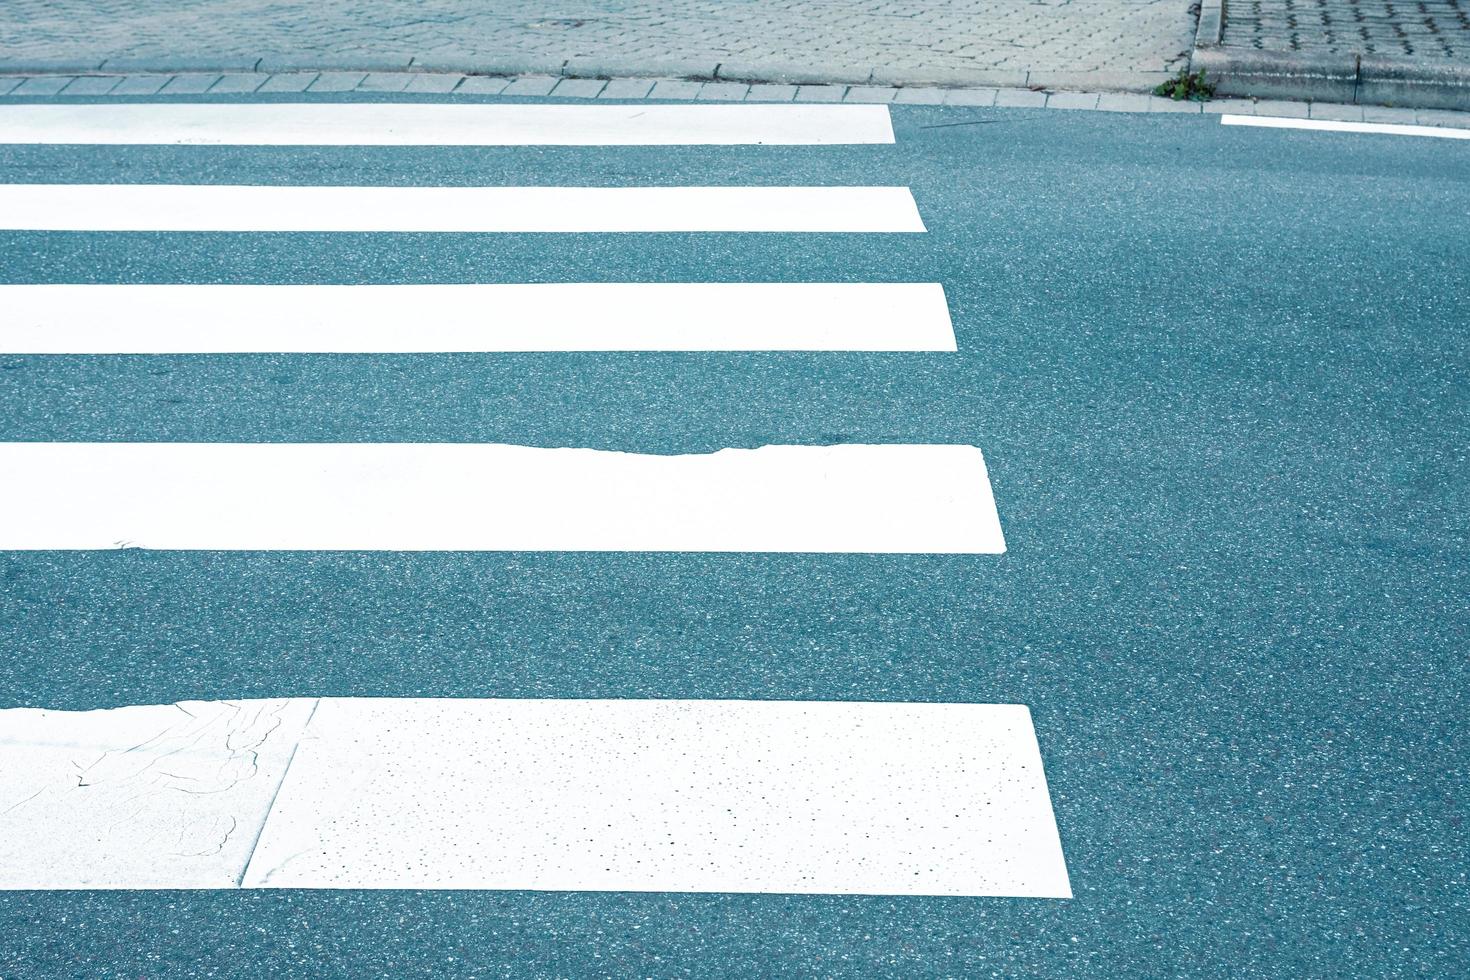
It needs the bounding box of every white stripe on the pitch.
[1220,114,1470,140]
[0,185,926,232]
[0,283,957,353]
[0,103,895,146]
[0,698,1071,896]
[0,443,1006,553]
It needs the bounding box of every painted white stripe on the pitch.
[0,103,895,146]
[0,283,956,353]
[1220,114,1470,140]
[0,443,1006,553]
[0,698,1071,896]
[0,699,316,889]
[0,185,926,233]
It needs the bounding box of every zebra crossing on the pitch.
[0,101,1070,898]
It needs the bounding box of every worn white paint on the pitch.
[0,442,1006,553]
[0,698,1070,896]
[0,103,896,145]
[0,699,316,889]
[0,185,926,232]
[1220,114,1470,140]
[0,283,956,352]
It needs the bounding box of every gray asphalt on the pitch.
[0,96,1466,977]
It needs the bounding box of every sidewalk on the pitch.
[1193,0,1470,108]
[1,0,1195,91]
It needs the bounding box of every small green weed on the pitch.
[1153,68,1216,102]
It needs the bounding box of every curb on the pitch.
[1189,0,1470,110]
[0,57,1179,96]
[0,69,1467,131]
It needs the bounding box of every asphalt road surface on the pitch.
[0,95,1465,976]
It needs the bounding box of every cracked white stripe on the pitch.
[1,698,1070,897]
[0,442,1006,553]
[0,699,315,888]
[0,283,957,353]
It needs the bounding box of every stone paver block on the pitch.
[844,86,896,103]
[745,83,797,101]
[0,77,26,95]
[598,78,655,99]
[1308,102,1364,121]
[550,78,607,98]
[944,88,998,106]
[893,87,947,104]
[1201,98,1259,114]
[357,72,413,92]
[1415,108,1470,127]
[210,73,268,94]
[1096,92,1152,112]
[61,75,122,95]
[404,73,466,94]
[107,74,172,95]
[994,88,1047,107]
[648,80,703,100]
[1250,99,1311,118]
[795,84,847,102]
[456,76,511,95]
[158,74,222,94]
[501,76,560,96]
[1360,105,1420,123]
[307,72,368,92]
[1046,91,1100,110]
[14,76,75,95]
[257,73,318,93]
[1147,96,1203,113]
[697,82,750,100]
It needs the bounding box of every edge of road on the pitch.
[1190,0,1470,111]
[1,70,1469,131]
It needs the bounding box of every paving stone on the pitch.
[456,76,511,95]
[157,74,222,94]
[501,76,560,96]
[210,73,268,94]
[795,84,847,102]
[1147,95,1203,113]
[1414,108,1470,128]
[357,72,413,92]
[1096,92,1152,112]
[994,88,1047,107]
[404,73,466,94]
[550,78,608,98]
[1360,105,1420,124]
[307,72,368,92]
[1249,99,1311,118]
[844,86,896,103]
[60,75,122,95]
[697,82,750,100]
[0,77,26,95]
[1308,102,1364,121]
[1201,98,1259,114]
[648,79,704,100]
[598,78,655,99]
[1046,91,1100,109]
[943,88,999,106]
[745,83,798,101]
[257,73,318,93]
[14,76,75,95]
[893,87,947,104]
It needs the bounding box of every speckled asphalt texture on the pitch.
[0,97,1466,976]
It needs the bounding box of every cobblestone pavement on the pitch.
[1220,0,1469,60]
[0,0,1195,85]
